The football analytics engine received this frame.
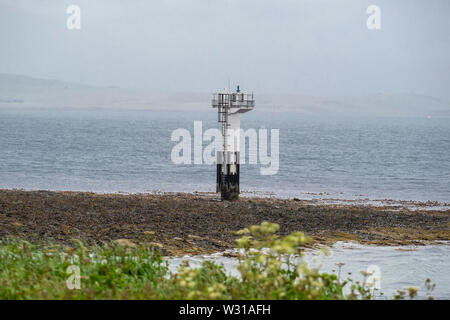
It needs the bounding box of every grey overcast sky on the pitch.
[0,0,449,98]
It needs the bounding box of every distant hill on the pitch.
[0,73,449,116]
[0,73,184,110]
[257,92,450,117]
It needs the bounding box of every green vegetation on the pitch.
[0,222,421,299]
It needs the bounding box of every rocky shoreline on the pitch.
[0,189,449,256]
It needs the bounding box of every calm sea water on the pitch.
[168,242,450,299]
[1,108,449,297]
[0,108,449,202]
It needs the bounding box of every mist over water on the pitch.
[1,0,449,302]
[0,108,448,203]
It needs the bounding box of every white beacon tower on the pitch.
[212,85,255,200]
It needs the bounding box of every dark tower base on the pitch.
[217,163,240,200]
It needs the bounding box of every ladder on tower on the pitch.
[218,104,229,124]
